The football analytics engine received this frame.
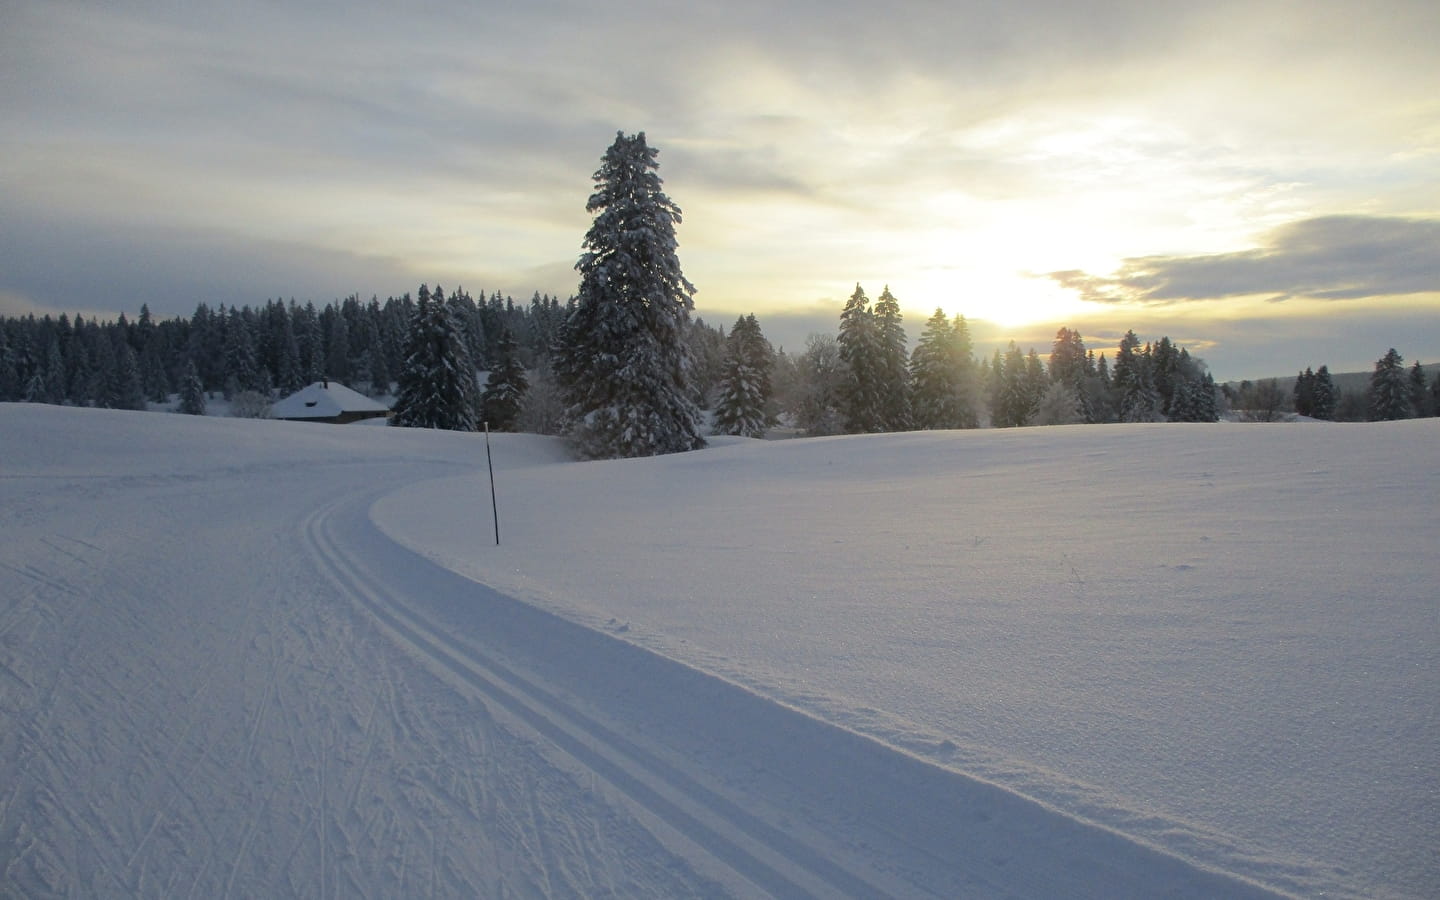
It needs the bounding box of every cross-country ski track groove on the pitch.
[303,488,1290,900]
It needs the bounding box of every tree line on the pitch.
[4,129,1435,457]
[4,279,1432,438]
[1228,349,1438,422]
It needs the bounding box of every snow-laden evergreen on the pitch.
[390,284,481,431]
[873,286,911,431]
[838,284,885,433]
[554,131,704,459]
[991,341,1044,427]
[711,314,774,437]
[177,359,206,415]
[480,324,528,431]
[1048,327,1095,423]
[1367,347,1410,420]
[1114,330,1162,422]
[909,308,960,429]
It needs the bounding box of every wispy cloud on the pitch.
[1047,216,1440,305]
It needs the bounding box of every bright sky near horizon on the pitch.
[2,0,1437,380]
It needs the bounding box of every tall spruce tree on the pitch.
[391,284,482,431]
[1294,368,1316,417]
[910,308,960,429]
[1311,365,1338,420]
[1047,327,1092,423]
[837,284,884,432]
[1114,330,1160,422]
[1367,348,1410,421]
[1408,361,1430,417]
[712,313,774,437]
[993,342,1043,427]
[554,131,704,458]
[873,286,911,430]
[950,315,979,428]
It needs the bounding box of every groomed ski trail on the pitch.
[305,488,1291,900]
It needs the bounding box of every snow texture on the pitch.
[2,403,1436,899]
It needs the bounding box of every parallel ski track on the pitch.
[302,496,895,900]
[303,491,1292,900]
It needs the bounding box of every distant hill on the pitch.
[1224,369,1373,397]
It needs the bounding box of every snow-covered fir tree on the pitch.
[1113,330,1161,422]
[1047,327,1096,424]
[222,306,260,398]
[1294,367,1317,416]
[1311,365,1338,420]
[712,313,775,437]
[553,131,704,459]
[1167,373,1218,423]
[873,286,911,430]
[790,333,845,435]
[837,284,885,433]
[909,308,960,429]
[39,338,67,405]
[950,315,980,428]
[992,342,1044,427]
[1407,361,1431,417]
[480,324,528,431]
[1367,348,1410,421]
[391,284,482,431]
[178,359,206,415]
[109,339,147,411]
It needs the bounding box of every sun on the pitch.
[893,220,1094,330]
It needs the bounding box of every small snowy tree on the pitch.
[391,284,482,431]
[1034,381,1084,426]
[178,360,206,415]
[1311,365,1338,420]
[790,333,845,435]
[712,313,775,437]
[554,131,704,459]
[481,325,528,431]
[515,359,565,436]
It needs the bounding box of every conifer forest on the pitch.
[3,132,1436,450]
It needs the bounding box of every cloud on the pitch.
[0,213,420,320]
[1047,216,1440,305]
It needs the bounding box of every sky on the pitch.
[2,0,1437,381]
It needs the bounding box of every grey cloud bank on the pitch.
[1048,216,1440,305]
[3,0,1437,382]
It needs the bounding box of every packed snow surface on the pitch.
[2,404,1435,898]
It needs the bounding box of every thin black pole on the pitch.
[484,420,500,546]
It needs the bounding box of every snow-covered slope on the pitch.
[2,404,1435,898]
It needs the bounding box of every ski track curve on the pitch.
[305,487,1294,900]
[0,460,726,899]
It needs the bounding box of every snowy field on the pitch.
[2,403,1435,898]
